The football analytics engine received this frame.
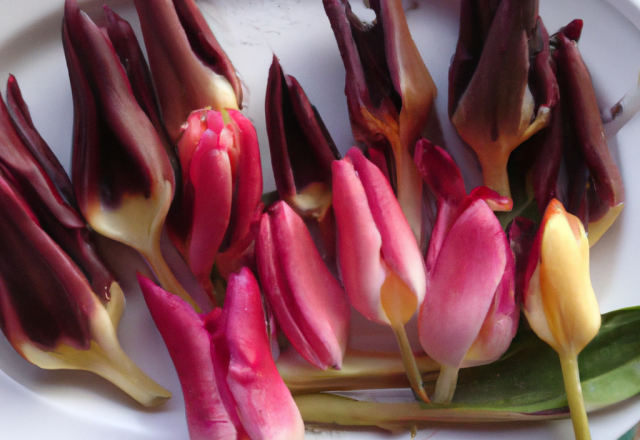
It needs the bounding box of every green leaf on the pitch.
[295,307,640,429]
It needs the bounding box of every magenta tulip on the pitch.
[332,147,428,401]
[415,139,519,403]
[257,200,350,370]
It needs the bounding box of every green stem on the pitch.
[432,364,459,403]
[141,240,201,313]
[560,354,591,440]
[391,322,430,403]
[277,348,440,394]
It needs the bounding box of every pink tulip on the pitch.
[168,109,263,300]
[139,268,304,440]
[257,200,350,370]
[415,139,519,403]
[332,147,428,401]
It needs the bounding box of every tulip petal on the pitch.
[188,130,233,292]
[222,268,305,440]
[133,0,241,141]
[138,275,241,439]
[103,5,179,178]
[257,201,350,370]
[347,148,426,309]
[332,154,387,324]
[419,199,507,368]
[5,76,77,207]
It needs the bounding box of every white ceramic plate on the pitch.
[1,0,639,439]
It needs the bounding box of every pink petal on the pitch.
[223,268,305,440]
[347,148,426,306]
[257,201,350,369]
[461,237,519,367]
[137,274,241,440]
[419,199,507,368]
[188,129,233,290]
[332,154,388,324]
[414,139,466,204]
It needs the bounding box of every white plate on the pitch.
[1,0,639,439]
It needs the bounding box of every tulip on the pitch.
[133,0,242,142]
[449,0,554,199]
[139,268,305,440]
[522,199,600,440]
[0,174,171,407]
[332,147,428,402]
[1,75,124,324]
[265,55,340,221]
[256,200,350,370]
[168,108,262,298]
[323,0,437,244]
[414,139,518,403]
[550,21,624,245]
[62,0,201,311]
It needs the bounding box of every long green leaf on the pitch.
[295,307,640,429]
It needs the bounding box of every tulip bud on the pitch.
[168,108,262,298]
[139,269,305,440]
[523,199,600,359]
[0,175,170,407]
[551,22,624,245]
[1,75,123,324]
[523,199,600,440]
[63,0,201,311]
[265,55,340,221]
[257,201,350,370]
[323,0,436,243]
[133,0,242,142]
[414,140,518,403]
[332,147,428,401]
[449,0,553,198]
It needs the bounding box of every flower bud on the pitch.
[257,201,350,370]
[168,108,263,296]
[523,199,600,357]
[133,0,242,142]
[0,175,170,407]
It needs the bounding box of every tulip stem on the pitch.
[559,354,591,440]
[391,322,430,403]
[432,364,459,403]
[278,348,440,394]
[142,240,202,313]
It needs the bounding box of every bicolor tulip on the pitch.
[265,55,340,221]
[323,0,437,244]
[414,139,518,403]
[0,175,171,407]
[550,21,624,245]
[265,55,341,267]
[139,268,304,440]
[0,75,124,323]
[63,0,201,311]
[257,200,350,370]
[133,0,242,142]
[449,0,555,199]
[168,108,262,298]
[522,199,600,440]
[332,147,428,401]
